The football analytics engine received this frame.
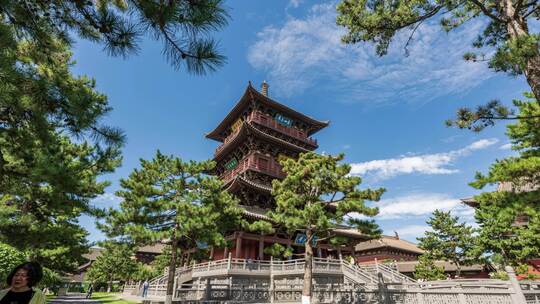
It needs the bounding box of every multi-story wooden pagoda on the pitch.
[206,81,327,209]
[202,81,364,262]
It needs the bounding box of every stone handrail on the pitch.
[142,256,390,290]
[133,257,540,304]
[341,262,377,284]
[173,280,529,303]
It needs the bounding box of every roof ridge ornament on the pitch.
[261,80,269,97]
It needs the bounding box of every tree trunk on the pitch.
[502,0,540,100]
[455,261,461,278]
[166,225,179,304]
[107,280,112,293]
[302,230,314,304]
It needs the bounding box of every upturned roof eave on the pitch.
[225,175,273,194]
[460,197,479,208]
[213,121,310,161]
[250,85,330,134]
[206,85,252,142]
[206,82,329,141]
[354,236,425,254]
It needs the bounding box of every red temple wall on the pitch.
[355,251,419,264]
[212,248,226,260]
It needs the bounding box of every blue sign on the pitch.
[275,113,293,127]
[294,234,318,246]
[294,234,307,244]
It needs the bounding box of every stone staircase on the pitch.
[126,257,414,300]
[356,262,416,284]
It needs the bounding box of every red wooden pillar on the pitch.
[235,235,242,258]
[259,236,264,260]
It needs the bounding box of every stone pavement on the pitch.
[48,293,101,304]
[119,293,154,303]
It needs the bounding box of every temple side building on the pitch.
[354,234,424,263]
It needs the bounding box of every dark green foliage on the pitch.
[269,152,383,239]
[103,151,242,250]
[150,246,173,275]
[0,22,122,273]
[446,93,540,131]
[263,243,293,259]
[0,243,25,287]
[417,210,478,277]
[413,254,446,281]
[0,243,62,289]
[0,0,228,74]
[39,267,63,289]
[132,263,159,282]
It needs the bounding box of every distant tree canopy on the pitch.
[86,242,138,291]
[0,0,229,74]
[413,254,446,281]
[417,210,478,277]
[0,243,25,286]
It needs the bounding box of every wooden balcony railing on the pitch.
[247,111,317,147]
[220,153,285,184]
[215,126,243,155]
[214,111,318,156]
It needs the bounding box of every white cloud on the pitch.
[349,192,475,220]
[376,193,463,220]
[350,192,477,239]
[288,0,303,8]
[350,138,498,180]
[388,225,432,239]
[248,3,492,103]
[499,143,512,150]
[369,192,479,241]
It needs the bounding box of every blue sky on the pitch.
[75,0,528,244]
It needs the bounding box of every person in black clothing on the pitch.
[85,284,93,299]
[0,262,45,304]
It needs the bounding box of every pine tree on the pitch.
[468,95,540,267]
[413,254,447,281]
[267,152,383,304]
[0,23,122,272]
[0,0,228,75]
[417,210,478,277]
[336,0,540,103]
[101,151,242,304]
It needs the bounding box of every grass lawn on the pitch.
[90,292,140,304]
